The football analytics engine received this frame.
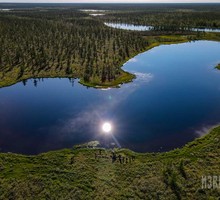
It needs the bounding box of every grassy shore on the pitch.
[0,126,220,199]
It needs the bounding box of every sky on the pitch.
[0,0,220,3]
[1,0,220,3]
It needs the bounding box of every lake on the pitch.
[104,22,153,31]
[105,22,220,32]
[0,40,220,155]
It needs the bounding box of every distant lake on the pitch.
[192,28,220,33]
[80,9,108,12]
[105,22,220,32]
[0,9,12,11]
[104,23,153,31]
[0,41,220,155]
[90,14,105,16]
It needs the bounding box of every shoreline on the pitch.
[1,33,220,89]
[1,123,219,157]
[0,101,220,199]
[81,32,220,88]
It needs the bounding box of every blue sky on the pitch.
[1,0,220,3]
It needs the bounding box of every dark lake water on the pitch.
[1,40,220,155]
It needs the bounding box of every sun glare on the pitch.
[102,122,112,133]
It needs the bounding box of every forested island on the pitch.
[0,4,220,88]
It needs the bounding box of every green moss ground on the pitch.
[0,126,220,199]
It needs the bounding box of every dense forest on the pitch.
[0,4,220,87]
[0,9,148,87]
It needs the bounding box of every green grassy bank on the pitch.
[0,125,220,199]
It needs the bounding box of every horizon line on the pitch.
[1,2,220,3]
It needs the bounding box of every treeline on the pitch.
[101,9,220,31]
[1,3,220,11]
[0,10,148,87]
